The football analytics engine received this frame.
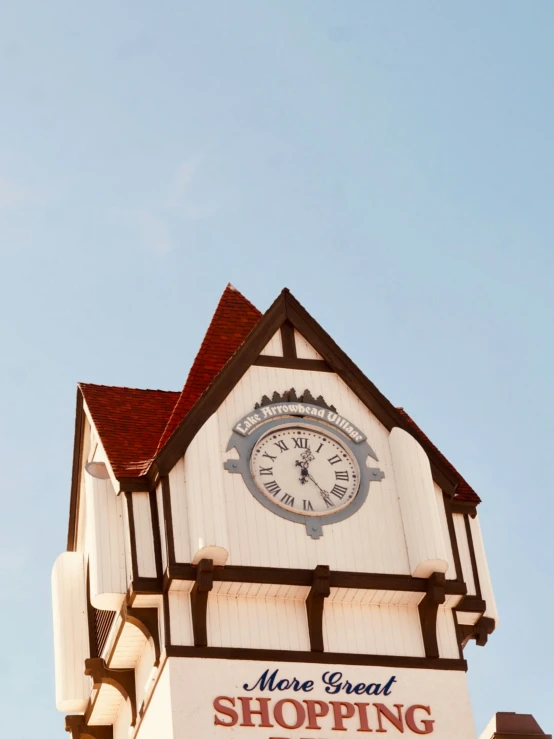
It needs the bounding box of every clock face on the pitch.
[250,424,360,516]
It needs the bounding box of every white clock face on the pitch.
[250,424,360,516]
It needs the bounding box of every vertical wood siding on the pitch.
[470,515,499,624]
[435,484,457,579]
[323,601,425,657]
[453,514,476,595]
[259,331,283,356]
[168,591,194,646]
[294,330,323,359]
[436,606,460,659]
[207,594,310,651]
[84,472,127,610]
[156,483,167,572]
[184,413,230,563]
[132,492,157,578]
[168,458,190,564]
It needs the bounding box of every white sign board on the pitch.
[167,658,477,738]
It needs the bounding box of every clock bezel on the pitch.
[249,422,361,517]
[224,405,385,539]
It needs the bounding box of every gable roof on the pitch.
[80,384,180,477]
[157,284,261,451]
[71,284,480,547]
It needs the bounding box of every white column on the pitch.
[390,427,449,578]
[51,552,90,712]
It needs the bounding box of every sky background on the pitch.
[1,1,553,736]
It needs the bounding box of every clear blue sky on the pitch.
[1,2,553,736]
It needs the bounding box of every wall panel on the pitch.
[453,514,476,595]
[323,602,425,657]
[207,594,310,651]
[132,492,157,578]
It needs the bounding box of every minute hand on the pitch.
[306,472,334,508]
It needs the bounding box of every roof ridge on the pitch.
[155,284,262,453]
[79,382,178,394]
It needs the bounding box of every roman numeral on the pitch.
[262,451,277,462]
[323,497,335,508]
[303,499,314,511]
[335,470,349,481]
[280,493,295,507]
[315,443,324,453]
[328,454,342,465]
[274,440,289,452]
[330,484,348,499]
[293,437,309,449]
[264,480,281,497]
[259,467,273,476]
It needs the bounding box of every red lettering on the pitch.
[304,700,329,729]
[238,697,273,727]
[330,701,356,731]
[355,703,373,732]
[213,696,238,726]
[274,699,306,730]
[405,706,434,735]
[375,704,404,733]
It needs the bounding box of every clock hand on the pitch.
[305,471,334,508]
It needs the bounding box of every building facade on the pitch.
[51,286,547,738]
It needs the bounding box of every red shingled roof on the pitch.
[156,284,262,450]
[78,284,480,503]
[80,384,180,477]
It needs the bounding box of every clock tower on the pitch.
[52,285,511,738]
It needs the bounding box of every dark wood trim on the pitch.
[68,389,85,551]
[418,572,446,659]
[458,616,495,649]
[124,492,139,580]
[306,565,330,652]
[160,475,176,567]
[451,500,478,517]
[165,645,467,671]
[488,712,550,738]
[464,514,482,598]
[167,563,466,596]
[65,716,113,739]
[280,320,297,358]
[127,577,163,605]
[444,494,464,582]
[122,604,161,666]
[149,489,163,580]
[163,591,171,648]
[84,658,137,726]
[190,558,214,647]
[253,356,332,372]
[86,562,97,659]
[118,477,151,493]
[456,595,486,614]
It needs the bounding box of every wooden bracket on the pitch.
[122,602,161,666]
[65,716,113,739]
[191,558,214,647]
[306,565,330,652]
[418,572,446,659]
[84,658,137,727]
[459,615,495,648]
